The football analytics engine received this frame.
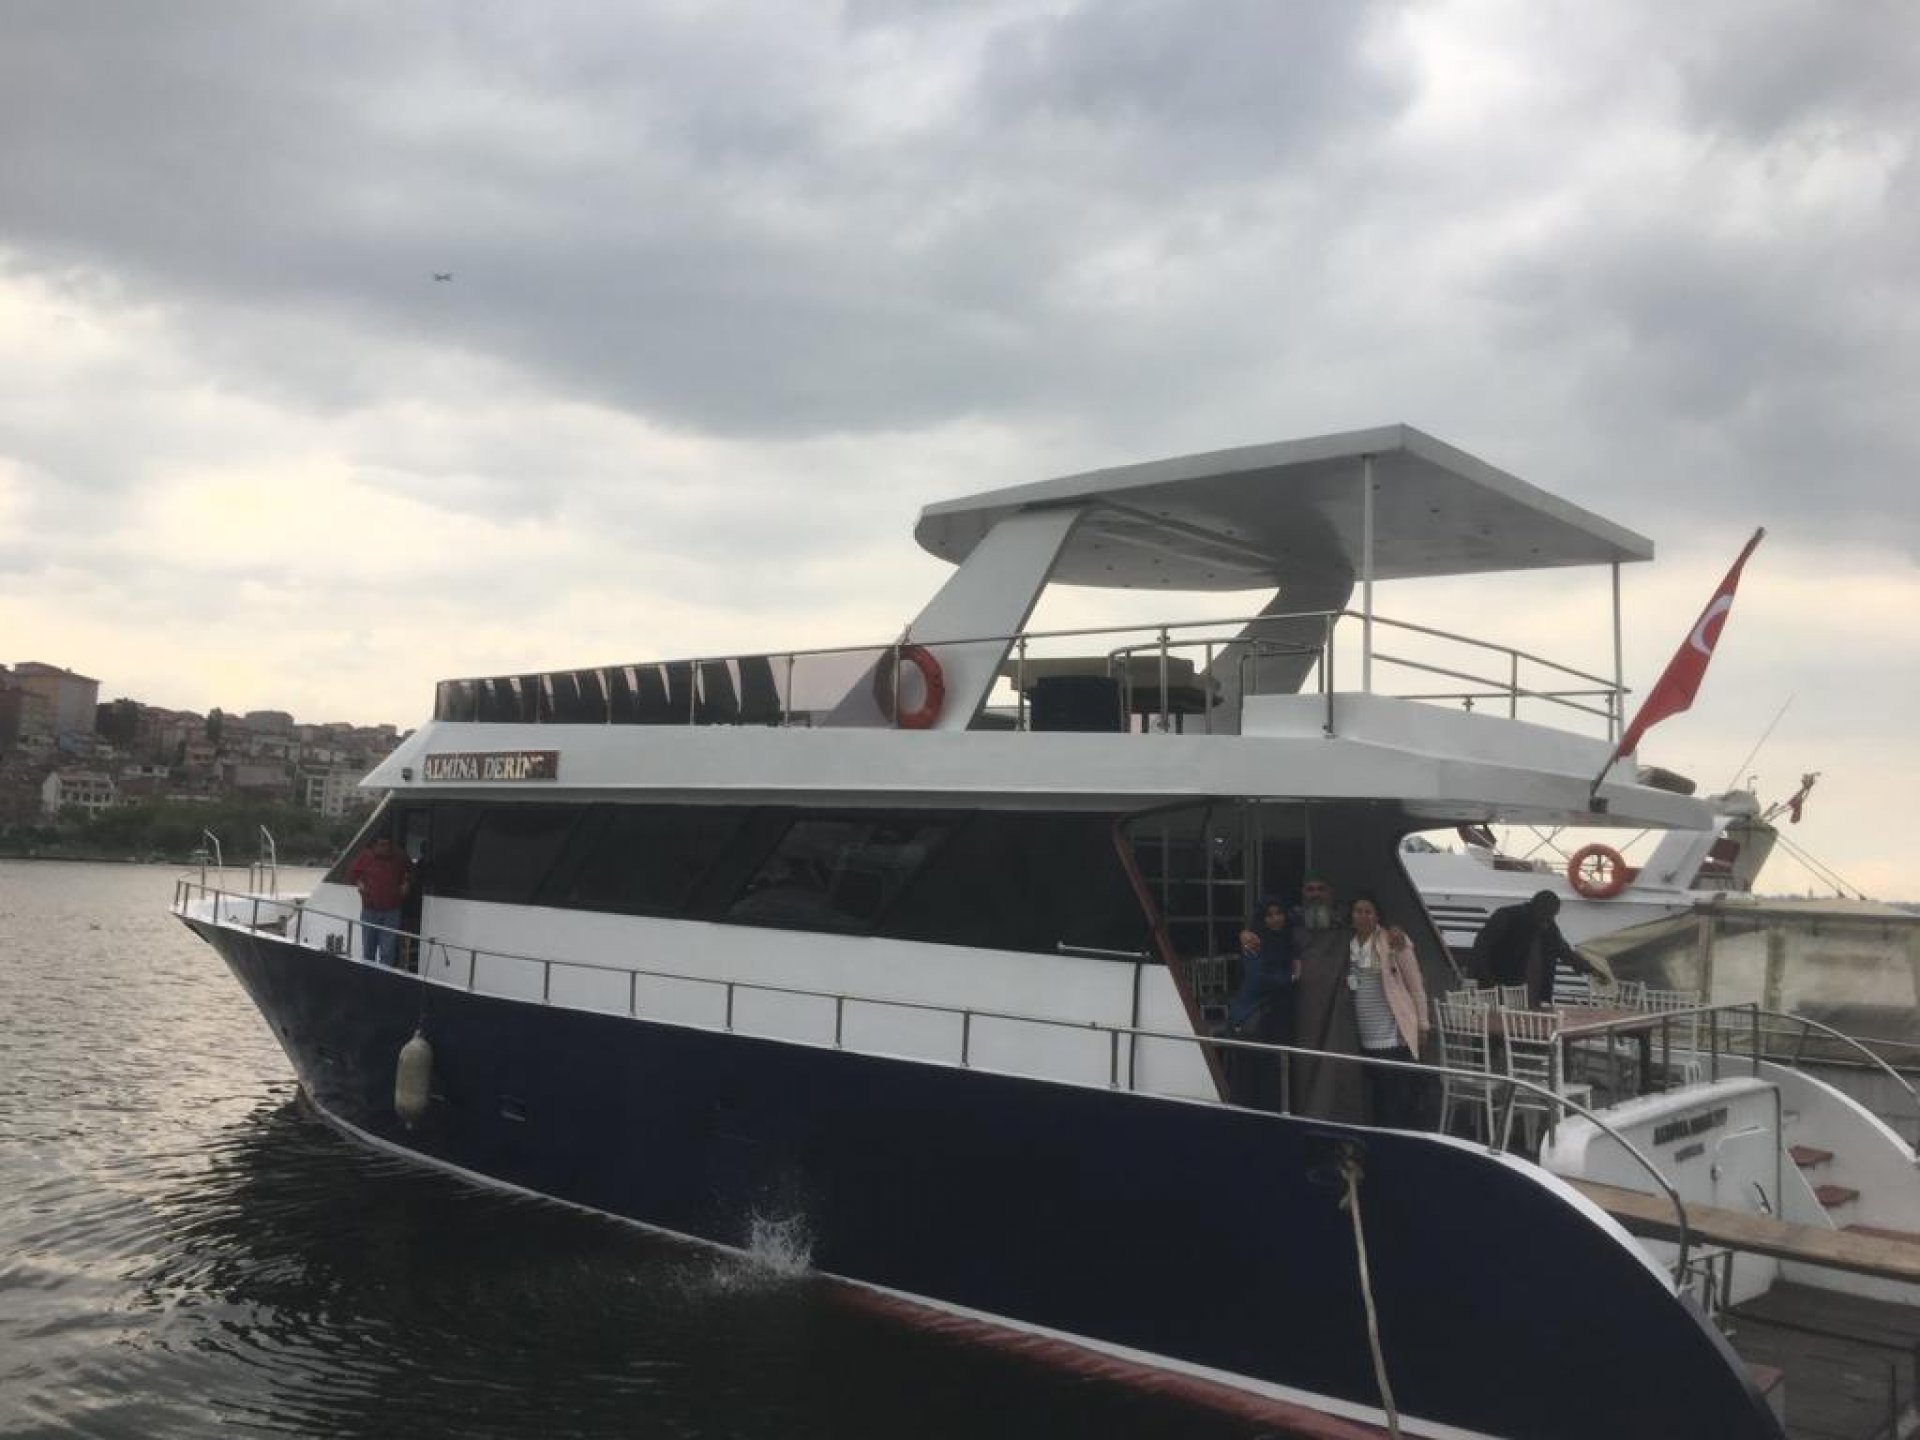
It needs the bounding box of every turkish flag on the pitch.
[1612,528,1765,763]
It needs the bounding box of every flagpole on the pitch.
[1593,559,1624,810]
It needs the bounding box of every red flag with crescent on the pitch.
[1611,527,1765,763]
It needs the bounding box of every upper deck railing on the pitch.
[429,607,1626,741]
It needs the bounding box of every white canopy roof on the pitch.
[914,424,1654,591]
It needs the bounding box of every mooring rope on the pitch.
[1338,1147,1402,1439]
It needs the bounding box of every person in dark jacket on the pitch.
[1469,890,1602,1007]
[1226,897,1297,1108]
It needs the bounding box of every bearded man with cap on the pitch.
[1288,875,1368,1122]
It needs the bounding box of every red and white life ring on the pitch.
[874,644,945,730]
[1567,843,1629,900]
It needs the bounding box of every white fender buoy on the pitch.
[395,1030,433,1128]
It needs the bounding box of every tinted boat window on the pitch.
[726,817,947,933]
[422,803,483,896]
[884,813,1147,956]
[555,805,746,915]
[408,800,1153,960]
[456,804,582,904]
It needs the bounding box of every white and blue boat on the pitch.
[180,425,1920,1438]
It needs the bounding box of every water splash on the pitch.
[695,1210,814,1297]
[744,1211,813,1276]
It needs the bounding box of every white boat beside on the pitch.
[175,424,1920,1439]
[1404,782,1786,955]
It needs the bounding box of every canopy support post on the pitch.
[1361,454,1375,693]
[1611,560,1624,742]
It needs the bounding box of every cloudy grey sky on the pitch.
[3,1,1915,893]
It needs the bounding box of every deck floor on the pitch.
[1729,1284,1920,1440]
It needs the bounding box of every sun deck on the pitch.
[431,426,1656,765]
[428,605,1624,730]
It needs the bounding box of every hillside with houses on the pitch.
[1,661,402,862]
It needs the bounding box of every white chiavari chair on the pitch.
[1640,986,1705,1084]
[1497,1006,1592,1151]
[1434,997,1497,1142]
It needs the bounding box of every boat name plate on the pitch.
[422,749,560,783]
[1651,1107,1728,1148]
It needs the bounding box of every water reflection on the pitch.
[21,1092,1253,1438]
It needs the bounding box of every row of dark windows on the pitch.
[334,801,1152,959]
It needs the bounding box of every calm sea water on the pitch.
[0,861,1265,1439]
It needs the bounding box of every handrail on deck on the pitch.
[429,605,1628,740]
[1756,1009,1920,1157]
[1555,999,1767,1094]
[174,877,1695,1281]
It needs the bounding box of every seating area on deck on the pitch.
[448,656,794,727]
[1431,979,1709,1147]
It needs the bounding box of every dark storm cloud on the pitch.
[2,0,1915,549]
[1478,164,1917,540]
[976,0,1403,177]
[0,2,1406,445]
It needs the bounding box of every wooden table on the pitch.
[1551,1006,1672,1096]
[1466,1003,1672,1096]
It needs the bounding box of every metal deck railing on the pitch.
[426,606,1626,741]
[1749,1010,1920,1152]
[175,877,1702,1279]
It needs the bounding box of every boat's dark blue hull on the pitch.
[194,922,1783,1440]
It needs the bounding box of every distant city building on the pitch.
[12,663,100,742]
[225,761,294,799]
[114,764,173,803]
[303,767,370,818]
[0,670,55,755]
[0,672,24,753]
[41,769,115,817]
[143,709,202,759]
[249,734,298,763]
[1,660,401,823]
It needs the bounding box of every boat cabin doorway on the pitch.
[395,803,432,972]
[1125,799,1431,1022]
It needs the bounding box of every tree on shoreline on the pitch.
[2,794,373,864]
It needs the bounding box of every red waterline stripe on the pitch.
[829,1281,1395,1439]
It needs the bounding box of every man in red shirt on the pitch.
[346,835,413,967]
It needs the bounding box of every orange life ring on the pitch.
[1567,843,1629,899]
[874,644,944,730]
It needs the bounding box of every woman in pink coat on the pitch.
[1345,893,1429,1128]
